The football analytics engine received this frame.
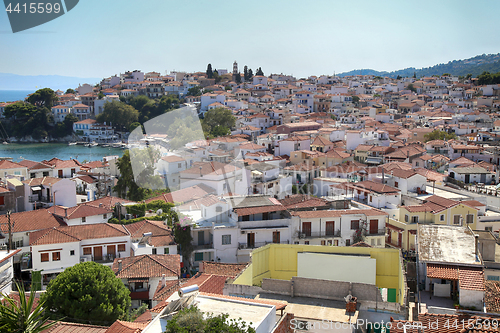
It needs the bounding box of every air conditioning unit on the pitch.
[80,257,88,263]
[241,230,246,234]
[299,233,306,239]
[125,214,132,220]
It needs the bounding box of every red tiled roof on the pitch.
[30,223,129,245]
[345,180,400,194]
[42,321,108,333]
[160,155,185,163]
[181,273,228,295]
[426,263,459,280]
[152,279,179,302]
[201,261,247,277]
[22,176,62,186]
[180,161,241,177]
[234,203,285,216]
[459,267,484,291]
[145,184,214,204]
[279,194,330,210]
[0,160,26,169]
[125,220,175,247]
[52,203,113,220]
[391,313,498,333]
[87,196,137,210]
[291,208,388,219]
[0,209,66,234]
[199,292,287,311]
[112,254,181,279]
[485,280,500,313]
[104,320,148,333]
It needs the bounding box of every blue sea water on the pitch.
[0,143,124,163]
[0,90,34,103]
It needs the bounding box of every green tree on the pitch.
[98,92,105,100]
[0,282,57,333]
[40,261,131,325]
[424,130,457,142]
[213,70,222,84]
[164,306,256,333]
[129,122,142,133]
[65,88,76,94]
[173,217,194,272]
[255,67,264,76]
[187,86,202,96]
[243,65,249,81]
[3,101,37,120]
[247,68,253,81]
[201,108,236,137]
[209,125,231,138]
[407,83,417,93]
[234,73,241,84]
[206,64,213,79]
[96,100,139,132]
[27,88,59,109]
[352,95,360,104]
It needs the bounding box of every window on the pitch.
[30,173,36,178]
[152,248,157,255]
[304,241,309,245]
[371,239,375,245]
[0,196,4,206]
[440,214,445,221]
[351,220,359,230]
[83,247,91,255]
[377,238,381,246]
[411,216,418,223]
[164,248,169,254]
[118,244,126,252]
[178,163,182,168]
[345,239,351,246]
[194,252,204,261]
[369,196,372,202]
[82,217,86,223]
[405,215,409,222]
[487,275,500,281]
[41,253,49,262]
[466,214,474,224]
[395,181,399,187]
[70,250,75,256]
[321,240,326,245]
[14,239,23,249]
[485,227,493,232]
[52,252,61,261]
[222,235,231,245]
[103,214,107,219]
[453,215,461,225]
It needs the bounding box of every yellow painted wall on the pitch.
[387,218,417,251]
[240,244,405,303]
[399,205,478,229]
[233,263,253,285]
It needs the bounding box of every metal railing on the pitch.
[367,228,386,236]
[194,243,213,250]
[298,230,341,238]
[238,240,289,250]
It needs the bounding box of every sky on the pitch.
[1,0,500,81]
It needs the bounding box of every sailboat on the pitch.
[0,121,9,144]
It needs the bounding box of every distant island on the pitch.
[338,53,500,78]
[0,73,100,91]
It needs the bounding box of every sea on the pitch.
[0,90,34,103]
[0,143,124,163]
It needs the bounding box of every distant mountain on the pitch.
[338,53,500,78]
[0,73,101,91]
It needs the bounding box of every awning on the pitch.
[31,186,42,191]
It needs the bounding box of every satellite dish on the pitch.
[156,209,163,215]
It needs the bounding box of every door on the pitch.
[58,170,63,178]
[247,233,255,248]
[302,222,311,237]
[273,231,280,244]
[465,174,470,183]
[326,221,335,236]
[398,233,403,247]
[107,245,116,260]
[198,231,205,246]
[93,246,102,261]
[369,219,378,235]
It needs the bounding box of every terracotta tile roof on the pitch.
[484,280,500,313]
[181,273,228,295]
[0,160,26,169]
[125,220,175,247]
[461,200,486,208]
[22,176,62,186]
[81,160,108,169]
[201,261,247,277]
[391,313,499,333]
[133,310,153,323]
[234,203,285,216]
[459,267,484,291]
[279,194,330,210]
[87,196,137,210]
[346,180,400,194]
[160,155,185,163]
[73,175,96,184]
[152,279,179,301]
[180,161,241,177]
[42,158,82,169]
[104,320,148,333]
[41,321,108,333]
[426,263,459,280]
[350,241,372,247]
[311,136,332,146]
[52,203,113,220]
[4,291,39,309]
[18,159,53,171]
[112,254,181,279]
[0,209,66,234]
[390,168,418,179]
[150,301,169,313]
[239,143,266,150]
[30,223,129,245]
[145,184,214,204]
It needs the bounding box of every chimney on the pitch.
[118,260,122,272]
[162,274,166,287]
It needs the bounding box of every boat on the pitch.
[2,141,8,145]
[90,142,98,147]
[68,142,77,146]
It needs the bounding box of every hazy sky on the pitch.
[1,0,500,80]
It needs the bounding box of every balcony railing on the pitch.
[194,243,213,250]
[298,230,342,238]
[238,240,289,250]
[29,195,52,203]
[367,228,386,236]
[82,253,118,264]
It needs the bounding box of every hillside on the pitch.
[338,53,500,78]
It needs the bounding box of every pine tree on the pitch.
[243,65,248,81]
[256,67,264,76]
[248,68,253,81]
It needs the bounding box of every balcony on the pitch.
[29,195,52,203]
[130,286,150,300]
[238,240,289,250]
[366,228,386,236]
[81,253,118,264]
[298,230,341,239]
[193,243,213,250]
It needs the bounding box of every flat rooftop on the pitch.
[256,292,358,324]
[418,225,481,265]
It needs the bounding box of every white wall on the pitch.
[297,253,376,285]
[459,288,484,309]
